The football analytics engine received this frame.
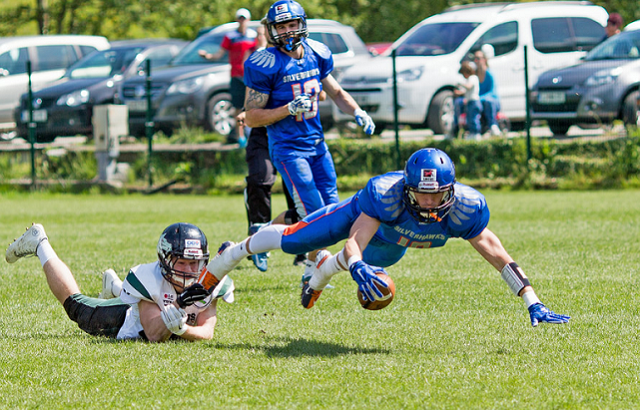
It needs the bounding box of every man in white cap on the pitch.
[199,8,257,144]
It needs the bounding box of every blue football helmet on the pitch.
[157,223,210,290]
[403,148,456,224]
[265,0,308,52]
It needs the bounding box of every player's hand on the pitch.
[160,304,188,335]
[349,261,388,302]
[287,94,313,116]
[528,303,570,327]
[354,108,375,135]
[176,283,210,308]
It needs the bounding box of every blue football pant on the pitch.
[274,149,339,220]
[280,196,407,268]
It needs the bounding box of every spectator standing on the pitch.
[604,13,624,40]
[199,8,257,145]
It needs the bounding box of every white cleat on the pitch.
[98,269,122,299]
[6,223,48,263]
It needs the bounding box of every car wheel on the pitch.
[622,91,640,126]
[426,90,454,135]
[548,121,571,136]
[206,92,235,137]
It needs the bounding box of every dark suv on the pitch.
[118,19,371,137]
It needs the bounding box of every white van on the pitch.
[0,35,110,130]
[333,2,608,134]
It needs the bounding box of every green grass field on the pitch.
[1,190,639,409]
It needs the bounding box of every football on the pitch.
[357,272,396,310]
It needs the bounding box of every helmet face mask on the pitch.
[157,223,210,291]
[403,148,456,224]
[265,0,308,52]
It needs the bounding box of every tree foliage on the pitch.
[0,0,638,43]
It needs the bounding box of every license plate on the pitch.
[126,100,148,112]
[538,91,566,104]
[21,109,47,123]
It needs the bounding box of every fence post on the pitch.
[26,60,36,188]
[392,49,401,170]
[145,59,154,187]
[524,45,532,162]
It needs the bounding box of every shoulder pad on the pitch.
[369,172,405,219]
[448,184,486,227]
[306,38,331,59]
[248,49,277,70]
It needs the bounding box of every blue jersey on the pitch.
[357,171,490,249]
[281,171,491,267]
[244,38,334,158]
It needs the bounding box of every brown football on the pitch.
[357,272,396,310]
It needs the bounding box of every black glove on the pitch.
[176,283,211,308]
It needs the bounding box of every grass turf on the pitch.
[0,190,638,409]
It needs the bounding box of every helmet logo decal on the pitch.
[184,239,203,257]
[158,234,172,253]
[418,169,439,191]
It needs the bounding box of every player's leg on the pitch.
[274,155,326,221]
[228,77,247,145]
[5,223,80,305]
[283,179,307,266]
[308,147,339,207]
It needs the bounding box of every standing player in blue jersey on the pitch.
[242,0,375,277]
[200,148,570,328]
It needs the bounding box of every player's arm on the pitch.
[343,212,381,264]
[198,48,226,61]
[468,227,570,327]
[343,213,389,301]
[322,74,375,134]
[139,299,172,342]
[178,301,218,341]
[244,87,291,127]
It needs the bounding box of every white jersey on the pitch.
[464,74,480,101]
[116,261,234,340]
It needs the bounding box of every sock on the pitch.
[309,250,347,289]
[230,238,251,261]
[245,225,285,254]
[112,277,123,296]
[36,240,58,267]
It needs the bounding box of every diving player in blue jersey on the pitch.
[201,148,570,328]
[242,0,375,271]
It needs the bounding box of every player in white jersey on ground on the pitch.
[5,222,233,341]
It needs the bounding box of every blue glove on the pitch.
[287,94,313,116]
[354,108,375,135]
[349,260,388,302]
[528,303,570,327]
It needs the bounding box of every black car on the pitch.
[531,29,640,135]
[16,39,186,142]
[118,19,372,137]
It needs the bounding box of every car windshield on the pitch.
[585,31,640,61]
[394,22,480,56]
[170,32,229,65]
[67,47,145,79]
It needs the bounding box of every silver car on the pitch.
[531,29,640,135]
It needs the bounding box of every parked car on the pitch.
[625,20,640,32]
[333,2,608,134]
[0,35,110,132]
[118,19,371,137]
[530,29,640,135]
[14,39,186,142]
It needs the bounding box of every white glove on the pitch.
[354,108,375,135]
[287,94,313,116]
[160,304,188,336]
